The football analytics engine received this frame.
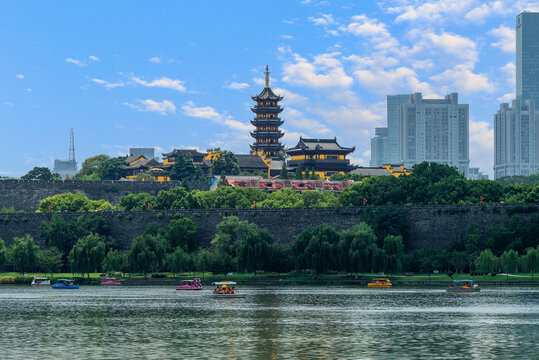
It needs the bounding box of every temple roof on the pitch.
[286,137,355,153]
[126,155,146,164]
[162,148,206,158]
[122,159,160,170]
[350,167,393,177]
[234,154,268,169]
[251,87,283,101]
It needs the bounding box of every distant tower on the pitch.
[250,65,285,158]
[53,128,79,179]
[69,128,76,163]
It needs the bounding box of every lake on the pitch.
[0,285,537,359]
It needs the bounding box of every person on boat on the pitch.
[231,287,235,294]
[69,282,74,286]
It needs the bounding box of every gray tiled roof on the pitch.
[350,167,392,176]
[234,154,268,169]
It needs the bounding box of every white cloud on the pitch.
[273,88,308,105]
[65,58,86,67]
[430,65,494,94]
[182,101,252,132]
[489,25,515,53]
[353,66,436,96]
[141,99,176,115]
[338,15,398,50]
[497,92,515,103]
[283,107,332,136]
[225,82,250,90]
[308,14,336,26]
[15,74,24,79]
[92,78,124,89]
[282,52,353,88]
[131,75,186,92]
[422,31,478,66]
[123,99,176,115]
[89,55,100,62]
[389,0,475,23]
[149,57,162,64]
[3,101,13,106]
[281,35,293,40]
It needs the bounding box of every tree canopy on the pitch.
[21,167,61,181]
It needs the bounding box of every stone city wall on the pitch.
[0,204,537,251]
[0,180,209,212]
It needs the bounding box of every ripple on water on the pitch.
[0,285,537,359]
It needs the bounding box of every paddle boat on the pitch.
[101,276,122,286]
[52,279,79,290]
[367,278,392,288]
[446,280,480,292]
[211,281,245,298]
[176,278,202,291]
[31,276,51,286]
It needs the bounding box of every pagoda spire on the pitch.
[265,65,270,88]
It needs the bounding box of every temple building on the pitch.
[122,155,161,180]
[250,65,284,159]
[286,137,356,178]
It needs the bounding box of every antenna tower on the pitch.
[68,128,76,163]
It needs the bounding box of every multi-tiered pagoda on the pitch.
[250,65,284,159]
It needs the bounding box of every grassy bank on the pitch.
[1,272,538,285]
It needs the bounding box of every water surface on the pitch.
[0,286,537,359]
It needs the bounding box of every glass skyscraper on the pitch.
[516,12,539,104]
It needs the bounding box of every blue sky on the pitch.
[1,0,538,178]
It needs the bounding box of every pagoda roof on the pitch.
[286,137,355,153]
[251,87,283,101]
[162,148,206,158]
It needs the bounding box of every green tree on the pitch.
[195,250,216,278]
[40,214,78,262]
[338,223,378,273]
[21,167,61,181]
[211,150,240,176]
[115,193,155,211]
[9,235,40,274]
[522,246,539,278]
[0,238,7,271]
[169,152,203,182]
[211,216,255,273]
[68,233,106,278]
[292,225,340,275]
[97,156,126,180]
[475,249,498,277]
[280,162,289,179]
[294,164,304,180]
[76,155,110,177]
[134,172,155,182]
[500,249,520,279]
[128,234,167,276]
[383,235,404,274]
[37,193,112,212]
[154,187,204,209]
[165,218,198,252]
[102,249,122,274]
[38,247,63,277]
[166,247,190,276]
[237,228,274,274]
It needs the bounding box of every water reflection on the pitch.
[0,286,537,359]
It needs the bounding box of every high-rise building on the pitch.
[370,127,389,166]
[130,147,158,161]
[494,99,539,178]
[398,93,469,174]
[494,12,539,178]
[386,94,412,164]
[516,12,539,104]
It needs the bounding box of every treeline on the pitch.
[1,211,538,277]
[33,163,539,213]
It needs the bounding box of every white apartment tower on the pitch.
[398,93,469,174]
[494,99,539,178]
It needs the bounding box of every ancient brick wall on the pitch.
[0,205,537,251]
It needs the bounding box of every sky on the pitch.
[1,0,538,178]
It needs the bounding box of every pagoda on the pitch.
[250,65,284,158]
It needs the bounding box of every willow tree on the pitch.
[69,233,105,278]
[237,228,274,275]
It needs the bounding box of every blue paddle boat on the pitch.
[446,280,480,292]
[52,279,79,290]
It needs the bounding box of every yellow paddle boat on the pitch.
[367,278,392,288]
